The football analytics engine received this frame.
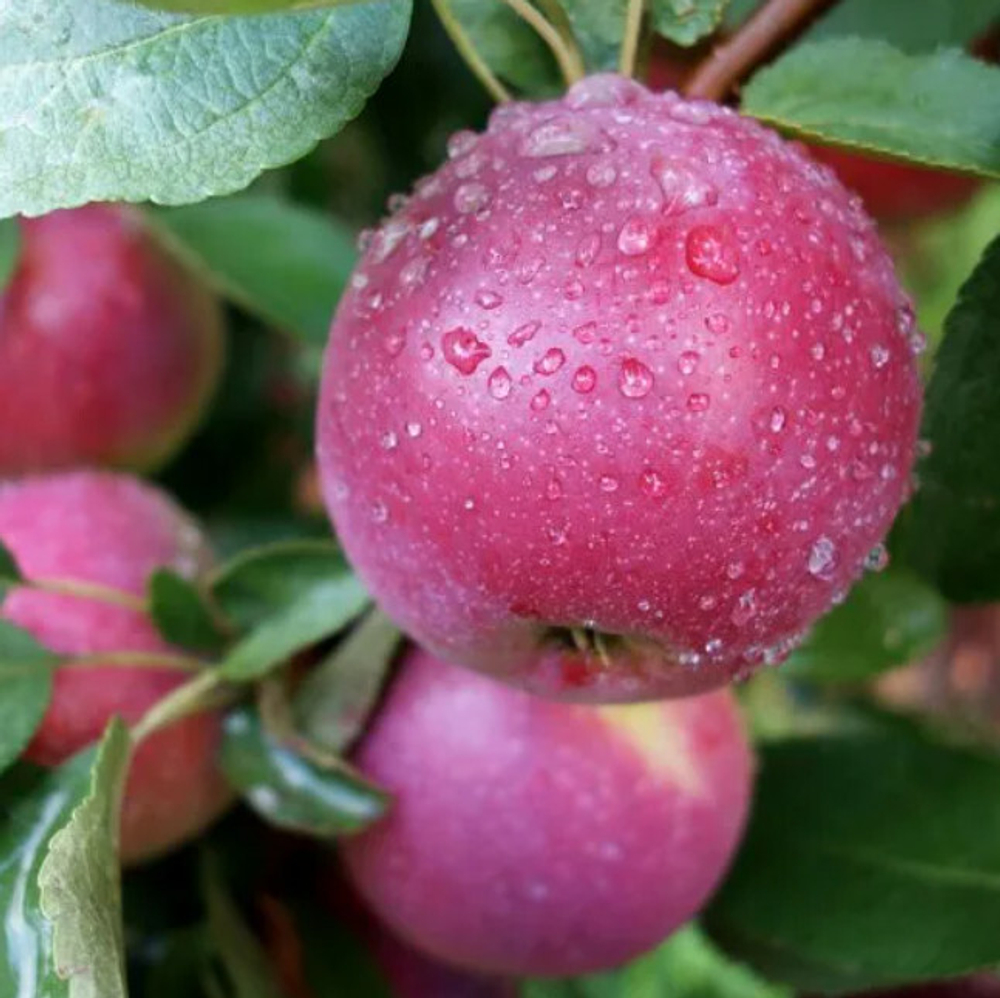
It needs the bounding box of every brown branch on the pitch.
[685,0,837,103]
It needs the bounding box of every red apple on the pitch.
[0,204,224,475]
[341,647,753,977]
[0,470,231,864]
[317,74,922,702]
[806,146,979,223]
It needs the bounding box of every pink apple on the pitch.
[341,648,752,977]
[0,470,231,864]
[317,74,922,701]
[0,204,224,475]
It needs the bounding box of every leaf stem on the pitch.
[685,0,835,102]
[131,669,236,745]
[62,651,206,673]
[499,0,586,86]
[31,577,147,613]
[430,0,512,103]
[619,0,646,78]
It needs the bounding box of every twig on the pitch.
[430,0,512,103]
[131,669,234,744]
[619,0,646,78]
[500,0,586,86]
[685,0,835,102]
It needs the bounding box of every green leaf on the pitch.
[149,569,227,655]
[134,0,363,12]
[294,609,400,754]
[212,541,370,681]
[651,0,728,47]
[37,720,131,998]
[0,219,21,292]
[150,196,357,347]
[0,620,58,775]
[558,0,627,72]
[782,568,948,684]
[704,718,1000,992]
[0,539,23,590]
[523,923,790,998]
[219,704,388,836]
[895,237,1000,601]
[0,1,411,218]
[449,0,561,95]
[742,40,1000,178]
[806,0,1000,53]
[200,852,287,998]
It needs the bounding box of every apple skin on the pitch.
[341,647,753,977]
[0,470,232,865]
[0,204,224,475]
[317,74,922,702]
[805,147,979,223]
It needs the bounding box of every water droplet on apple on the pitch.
[571,365,597,393]
[534,348,566,376]
[442,328,491,375]
[808,536,837,579]
[685,225,740,284]
[617,217,654,256]
[488,366,513,400]
[677,351,700,375]
[618,358,654,399]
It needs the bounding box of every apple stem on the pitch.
[592,631,613,669]
[684,0,836,102]
[500,0,587,86]
[570,627,590,655]
[430,0,512,103]
[619,0,647,78]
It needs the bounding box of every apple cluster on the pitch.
[0,206,228,863]
[316,75,922,979]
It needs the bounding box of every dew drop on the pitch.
[705,313,730,335]
[617,216,655,256]
[371,500,389,524]
[870,344,890,369]
[576,233,601,267]
[488,366,513,400]
[769,406,787,432]
[687,392,710,413]
[618,358,654,399]
[383,329,406,358]
[545,474,564,500]
[685,225,740,285]
[475,289,504,310]
[572,365,597,393]
[652,159,719,214]
[640,468,666,496]
[508,320,541,347]
[405,421,422,439]
[731,590,757,626]
[447,130,478,159]
[865,543,889,572]
[573,322,597,345]
[586,161,618,188]
[677,351,700,376]
[534,348,566,376]
[522,119,593,157]
[808,536,837,579]
[530,389,551,412]
[599,474,620,493]
[442,327,492,375]
[454,182,492,215]
[380,430,398,451]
